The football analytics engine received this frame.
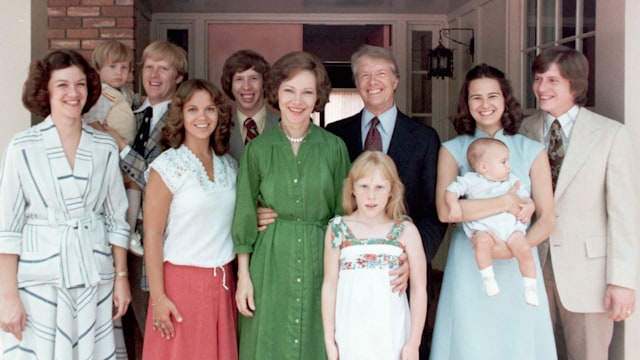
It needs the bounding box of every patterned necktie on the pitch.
[364,117,382,151]
[244,117,259,144]
[132,106,152,154]
[548,119,565,190]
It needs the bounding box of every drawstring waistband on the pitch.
[213,266,229,290]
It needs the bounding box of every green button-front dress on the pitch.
[232,123,351,360]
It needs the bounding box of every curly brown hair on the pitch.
[220,49,270,101]
[265,51,331,113]
[452,64,522,136]
[161,79,232,155]
[22,50,101,118]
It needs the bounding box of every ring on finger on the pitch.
[161,323,166,329]
[153,321,159,329]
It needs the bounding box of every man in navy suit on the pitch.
[326,45,446,358]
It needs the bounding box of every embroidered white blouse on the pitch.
[146,145,238,267]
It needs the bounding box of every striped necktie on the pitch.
[244,117,259,144]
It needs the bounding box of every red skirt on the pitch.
[142,262,238,360]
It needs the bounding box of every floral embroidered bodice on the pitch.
[152,144,237,193]
[330,216,406,271]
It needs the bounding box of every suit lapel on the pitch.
[520,112,545,143]
[554,108,600,199]
[387,114,412,166]
[265,109,280,129]
[229,112,243,159]
[145,112,167,157]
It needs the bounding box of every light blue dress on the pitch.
[430,129,557,360]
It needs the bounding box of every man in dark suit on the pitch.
[326,45,446,358]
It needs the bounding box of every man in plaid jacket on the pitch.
[93,40,188,348]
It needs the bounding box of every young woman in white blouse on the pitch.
[141,79,238,360]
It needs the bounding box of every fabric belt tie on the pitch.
[26,209,104,289]
[274,217,329,231]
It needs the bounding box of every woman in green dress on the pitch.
[232,51,350,360]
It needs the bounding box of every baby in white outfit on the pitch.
[445,138,538,306]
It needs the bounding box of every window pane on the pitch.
[413,115,432,127]
[583,35,596,107]
[167,29,188,53]
[583,0,596,33]
[524,50,537,108]
[411,73,432,113]
[527,0,538,47]
[412,31,432,71]
[323,90,364,126]
[167,29,189,80]
[541,0,556,44]
[561,0,576,38]
[523,0,596,111]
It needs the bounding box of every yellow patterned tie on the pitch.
[548,119,565,190]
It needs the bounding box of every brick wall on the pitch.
[48,0,136,60]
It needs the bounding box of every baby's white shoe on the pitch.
[483,277,500,297]
[524,287,539,306]
[128,232,144,257]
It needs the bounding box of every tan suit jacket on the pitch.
[520,108,638,313]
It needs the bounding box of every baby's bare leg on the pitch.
[507,231,539,306]
[124,174,142,232]
[506,231,535,278]
[473,231,494,271]
[124,173,143,255]
[474,231,500,296]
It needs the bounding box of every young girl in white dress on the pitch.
[322,151,427,360]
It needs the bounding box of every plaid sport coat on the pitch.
[121,110,167,189]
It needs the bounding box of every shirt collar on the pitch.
[362,105,398,135]
[237,105,268,132]
[543,105,579,137]
[135,99,169,113]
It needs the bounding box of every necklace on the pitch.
[281,124,308,143]
[286,134,306,143]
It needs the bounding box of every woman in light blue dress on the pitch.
[430,64,557,360]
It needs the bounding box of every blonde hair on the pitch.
[466,138,508,171]
[342,151,406,220]
[91,40,133,70]
[141,40,189,78]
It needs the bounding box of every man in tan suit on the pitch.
[520,46,637,360]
